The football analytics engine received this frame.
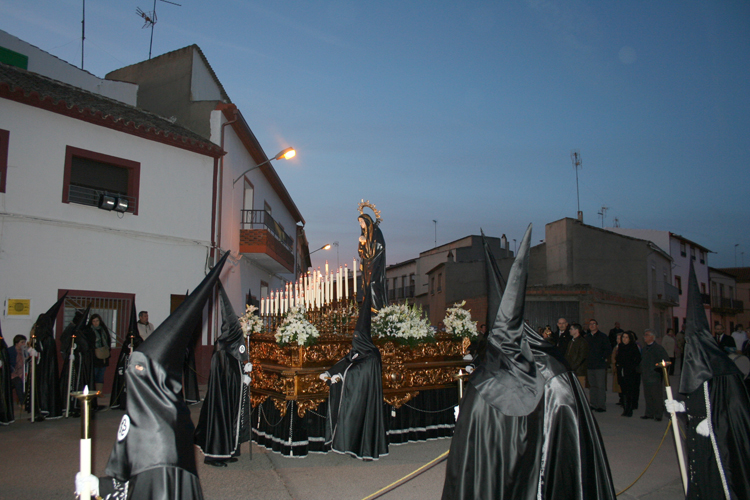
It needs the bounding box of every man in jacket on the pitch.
[640,329,669,421]
[565,323,589,388]
[586,319,612,412]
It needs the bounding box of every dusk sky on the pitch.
[3,1,748,271]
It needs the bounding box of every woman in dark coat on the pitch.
[615,331,641,417]
[89,314,112,390]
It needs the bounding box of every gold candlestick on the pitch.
[73,386,100,499]
[658,360,688,494]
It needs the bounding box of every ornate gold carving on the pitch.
[384,392,419,408]
[273,398,288,417]
[296,399,326,418]
[250,393,268,408]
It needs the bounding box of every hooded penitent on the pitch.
[110,304,144,410]
[194,283,251,462]
[59,304,95,414]
[104,252,228,499]
[679,263,750,500]
[26,292,67,419]
[325,290,388,460]
[443,225,617,500]
[0,319,13,425]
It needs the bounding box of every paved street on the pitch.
[0,377,685,500]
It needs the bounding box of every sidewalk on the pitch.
[0,378,685,499]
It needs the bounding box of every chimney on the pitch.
[500,234,507,251]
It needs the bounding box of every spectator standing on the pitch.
[616,331,641,417]
[554,317,572,355]
[661,328,677,375]
[565,323,589,389]
[639,329,669,421]
[731,324,746,351]
[89,314,112,396]
[137,311,155,340]
[714,323,736,353]
[10,335,28,407]
[608,322,624,349]
[675,327,686,372]
[611,333,623,406]
[585,319,612,413]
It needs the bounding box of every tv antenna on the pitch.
[80,0,86,69]
[571,150,582,220]
[137,0,181,60]
[598,206,609,228]
[613,217,620,228]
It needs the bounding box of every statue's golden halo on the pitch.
[357,199,382,224]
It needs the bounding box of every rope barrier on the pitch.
[357,420,676,499]
[616,420,672,496]
[360,450,449,500]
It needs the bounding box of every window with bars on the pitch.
[59,291,135,347]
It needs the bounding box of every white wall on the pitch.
[191,50,224,102]
[0,29,138,105]
[0,98,217,338]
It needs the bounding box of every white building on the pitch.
[0,56,223,355]
[607,228,711,331]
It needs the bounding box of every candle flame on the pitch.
[83,385,89,395]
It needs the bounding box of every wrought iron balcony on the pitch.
[653,281,680,306]
[239,210,294,274]
[710,295,744,313]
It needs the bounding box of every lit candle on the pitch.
[74,385,100,500]
[344,265,349,299]
[325,260,329,276]
[337,267,342,301]
[353,258,357,296]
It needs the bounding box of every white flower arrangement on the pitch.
[239,304,263,338]
[274,306,320,347]
[443,301,477,339]
[373,303,434,346]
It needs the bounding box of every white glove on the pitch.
[69,352,75,360]
[243,362,253,373]
[75,472,99,497]
[319,372,331,382]
[696,418,710,437]
[27,347,38,358]
[351,352,359,360]
[664,399,685,414]
[462,354,473,361]
[464,365,474,374]
[242,374,251,386]
[330,374,342,384]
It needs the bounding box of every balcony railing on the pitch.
[241,210,293,252]
[387,285,415,301]
[68,185,137,213]
[711,295,744,313]
[653,281,680,306]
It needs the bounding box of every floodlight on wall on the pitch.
[232,147,297,186]
[114,197,129,213]
[98,193,116,211]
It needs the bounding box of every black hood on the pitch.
[123,304,143,349]
[481,230,506,332]
[216,283,248,363]
[469,224,544,416]
[34,292,69,341]
[679,262,740,394]
[105,252,229,481]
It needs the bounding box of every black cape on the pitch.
[443,225,616,500]
[325,291,388,460]
[105,252,228,499]
[194,283,251,461]
[26,294,66,419]
[110,305,144,410]
[0,327,14,425]
[183,325,201,405]
[679,263,750,500]
[60,306,97,414]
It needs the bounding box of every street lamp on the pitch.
[310,244,332,255]
[232,147,296,186]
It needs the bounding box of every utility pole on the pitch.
[571,150,582,221]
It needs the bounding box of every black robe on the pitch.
[679,263,750,499]
[0,335,14,425]
[25,316,63,419]
[109,333,143,410]
[358,214,387,312]
[60,313,98,414]
[183,335,201,405]
[194,284,251,461]
[325,292,388,460]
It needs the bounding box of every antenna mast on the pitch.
[81,0,85,69]
[571,150,582,221]
[598,206,609,228]
[137,0,181,60]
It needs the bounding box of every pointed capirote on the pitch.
[679,262,740,394]
[44,291,68,324]
[137,251,230,379]
[490,223,532,347]
[481,229,506,332]
[216,282,248,362]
